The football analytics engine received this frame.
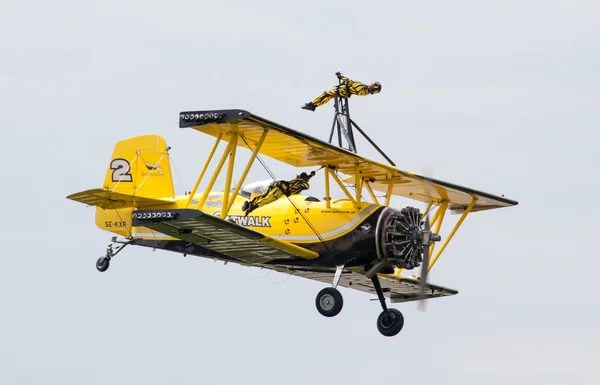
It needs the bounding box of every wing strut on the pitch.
[428,197,476,272]
[238,135,333,253]
[185,134,223,208]
[183,127,270,220]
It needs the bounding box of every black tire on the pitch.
[96,257,110,272]
[376,308,404,337]
[315,287,343,317]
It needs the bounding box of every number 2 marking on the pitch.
[110,158,133,182]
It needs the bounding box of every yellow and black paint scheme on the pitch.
[68,132,393,270]
[68,108,518,276]
[67,108,518,337]
[133,193,387,268]
[304,73,381,109]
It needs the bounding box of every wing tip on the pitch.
[178,109,253,129]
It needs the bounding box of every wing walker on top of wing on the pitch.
[301,72,394,165]
[67,72,518,337]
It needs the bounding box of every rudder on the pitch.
[103,134,174,199]
[95,134,174,237]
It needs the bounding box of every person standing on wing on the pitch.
[301,72,381,111]
[242,171,316,216]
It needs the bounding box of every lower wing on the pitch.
[266,266,458,303]
[132,208,319,264]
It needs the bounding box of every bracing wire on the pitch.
[239,135,332,253]
[134,153,167,195]
[108,201,133,239]
[168,153,189,195]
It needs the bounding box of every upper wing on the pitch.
[178,109,518,213]
[132,208,319,264]
[67,188,175,210]
[267,265,458,303]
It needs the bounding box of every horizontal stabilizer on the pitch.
[66,188,174,210]
[131,209,319,264]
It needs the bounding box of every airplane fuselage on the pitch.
[95,190,406,270]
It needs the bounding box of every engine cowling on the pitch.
[375,206,439,270]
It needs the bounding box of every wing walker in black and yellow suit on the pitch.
[242,171,316,216]
[301,72,382,111]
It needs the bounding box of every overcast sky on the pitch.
[1,0,599,384]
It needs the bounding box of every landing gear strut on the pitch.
[372,275,404,337]
[315,265,344,317]
[314,266,405,336]
[96,237,132,272]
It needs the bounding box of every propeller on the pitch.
[363,165,441,303]
[417,211,431,312]
[417,165,436,312]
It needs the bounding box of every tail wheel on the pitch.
[96,257,110,272]
[315,287,344,317]
[376,308,404,337]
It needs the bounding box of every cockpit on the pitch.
[239,179,279,198]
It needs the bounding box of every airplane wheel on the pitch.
[376,308,404,337]
[315,287,343,317]
[96,257,110,272]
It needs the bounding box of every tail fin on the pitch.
[67,134,176,210]
[67,135,176,237]
[103,134,174,199]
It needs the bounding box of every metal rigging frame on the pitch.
[327,74,396,167]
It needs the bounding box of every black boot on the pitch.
[244,203,255,217]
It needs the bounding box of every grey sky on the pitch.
[1,0,599,384]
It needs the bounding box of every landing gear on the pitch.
[315,265,345,317]
[314,265,405,336]
[371,274,404,337]
[377,308,404,337]
[316,287,343,317]
[96,256,110,272]
[95,237,132,272]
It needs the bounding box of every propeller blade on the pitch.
[418,165,434,312]
[417,211,430,312]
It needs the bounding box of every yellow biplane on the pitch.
[67,108,517,337]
